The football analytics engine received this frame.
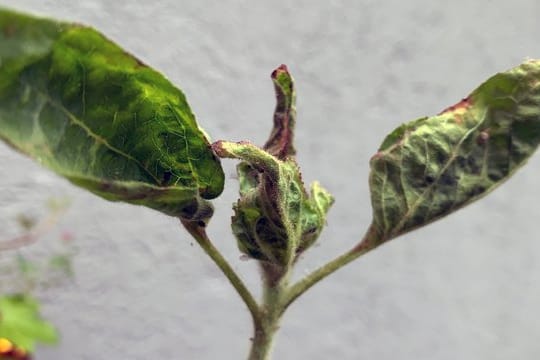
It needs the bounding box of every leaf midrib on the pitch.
[25,79,162,185]
[388,108,487,238]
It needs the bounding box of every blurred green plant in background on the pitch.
[0,198,76,358]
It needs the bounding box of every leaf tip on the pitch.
[271,64,289,79]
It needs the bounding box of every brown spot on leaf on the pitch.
[2,24,16,37]
[453,114,464,125]
[477,129,490,145]
[438,97,472,115]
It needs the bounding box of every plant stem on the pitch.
[248,267,289,360]
[182,219,382,359]
[248,303,280,359]
[284,223,381,309]
[180,219,261,325]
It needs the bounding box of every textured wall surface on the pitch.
[1,1,540,359]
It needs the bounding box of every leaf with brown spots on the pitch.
[369,60,540,243]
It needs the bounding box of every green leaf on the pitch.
[215,140,333,265]
[213,64,333,265]
[0,294,58,352]
[0,8,224,221]
[369,60,540,242]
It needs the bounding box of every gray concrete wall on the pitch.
[1,1,540,359]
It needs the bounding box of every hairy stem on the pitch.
[182,218,382,359]
[248,266,289,360]
[284,223,381,309]
[180,219,261,325]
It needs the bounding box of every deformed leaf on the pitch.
[0,294,58,352]
[369,60,540,242]
[214,140,333,265]
[263,64,297,159]
[213,64,333,266]
[0,8,224,221]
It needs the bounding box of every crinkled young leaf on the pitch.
[263,64,297,159]
[370,60,540,242]
[213,65,333,266]
[0,8,224,221]
[0,294,58,353]
[214,140,333,265]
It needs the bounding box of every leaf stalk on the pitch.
[180,219,262,325]
[284,223,381,309]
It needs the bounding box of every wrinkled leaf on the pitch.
[0,8,224,221]
[215,140,333,265]
[263,64,297,159]
[213,65,333,265]
[370,60,540,242]
[0,294,58,352]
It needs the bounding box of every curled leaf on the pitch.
[213,64,333,266]
[0,8,224,221]
[369,60,540,242]
[214,140,333,265]
[263,64,296,159]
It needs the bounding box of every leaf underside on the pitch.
[0,8,224,220]
[370,60,540,242]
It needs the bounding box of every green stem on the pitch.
[182,219,381,359]
[248,266,289,360]
[180,219,261,325]
[284,223,381,309]
[247,295,281,359]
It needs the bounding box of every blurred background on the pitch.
[1,0,540,359]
